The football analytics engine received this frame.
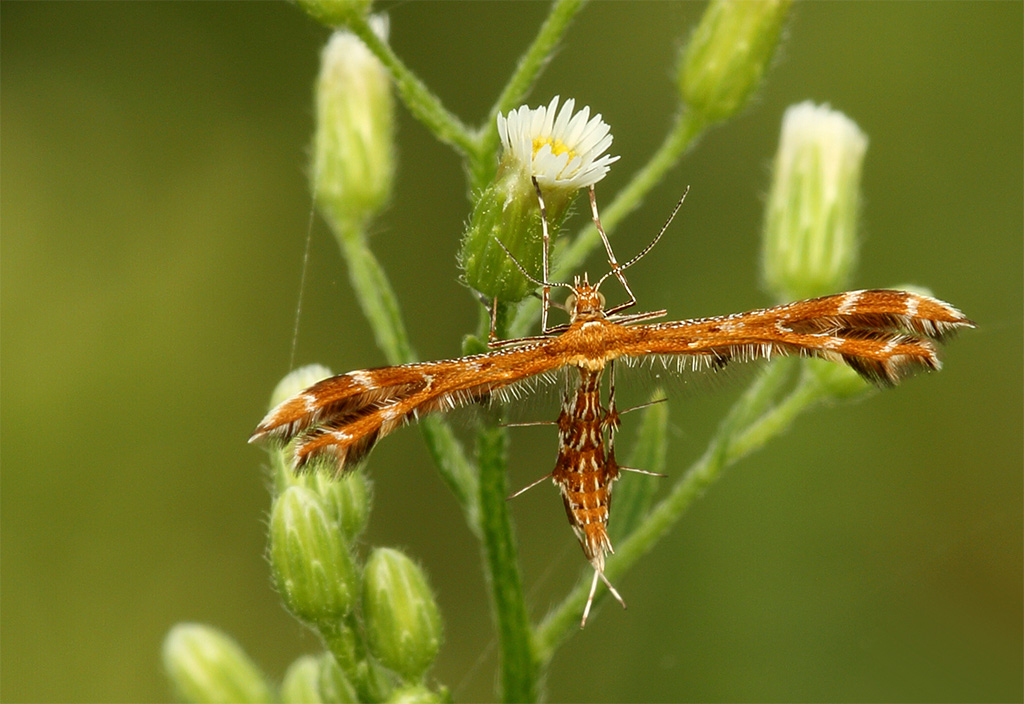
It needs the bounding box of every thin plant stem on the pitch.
[333,225,414,364]
[320,616,391,703]
[345,14,476,158]
[725,366,827,464]
[475,418,537,703]
[422,417,481,537]
[471,304,536,700]
[331,222,479,526]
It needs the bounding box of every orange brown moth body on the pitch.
[251,182,972,626]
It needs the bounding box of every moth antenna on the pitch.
[590,186,636,314]
[619,185,690,274]
[597,186,689,316]
[490,236,553,289]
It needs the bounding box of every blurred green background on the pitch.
[3,2,1020,702]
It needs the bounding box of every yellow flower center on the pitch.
[532,137,576,160]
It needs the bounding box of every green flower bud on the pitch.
[805,357,871,400]
[267,375,371,537]
[268,364,334,410]
[386,684,445,704]
[362,548,443,681]
[307,469,372,542]
[162,623,273,704]
[295,0,370,28]
[762,102,868,300]
[460,170,557,302]
[679,0,791,125]
[314,15,394,229]
[280,655,323,704]
[461,333,490,357]
[461,97,618,302]
[892,283,937,299]
[270,486,358,625]
[278,653,361,704]
[264,369,374,541]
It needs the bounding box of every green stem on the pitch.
[470,0,589,191]
[334,226,414,365]
[320,617,391,703]
[725,366,825,464]
[471,295,535,699]
[534,360,823,660]
[421,418,481,537]
[476,419,536,703]
[510,108,707,338]
[331,222,479,527]
[345,14,476,158]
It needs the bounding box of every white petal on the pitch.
[495,96,618,191]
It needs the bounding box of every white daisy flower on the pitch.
[462,98,619,301]
[497,96,619,191]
